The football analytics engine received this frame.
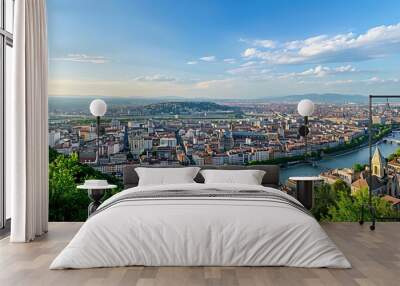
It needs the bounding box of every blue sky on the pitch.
[48,0,400,98]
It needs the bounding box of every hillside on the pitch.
[142,101,242,115]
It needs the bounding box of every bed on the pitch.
[50,165,351,269]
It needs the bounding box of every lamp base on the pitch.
[87,189,106,216]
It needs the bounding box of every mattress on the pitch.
[50,183,351,269]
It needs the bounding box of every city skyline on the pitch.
[48,98,400,190]
[48,0,400,98]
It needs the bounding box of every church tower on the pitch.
[372,147,385,179]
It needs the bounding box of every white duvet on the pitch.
[50,183,351,269]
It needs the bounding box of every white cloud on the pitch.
[299,65,330,77]
[132,75,204,85]
[132,74,177,82]
[242,23,400,64]
[242,48,258,57]
[51,54,109,64]
[324,79,355,85]
[281,65,357,78]
[227,66,256,75]
[253,39,276,48]
[240,61,257,67]
[365,76,381,83]
[323,76,400,85]
[226,61,271,76]
[240,38,276,48]
[242,48,305,64]
[334,65,356,73]
[284,40,305,50]
[199,56,216,62]
[223,58,236,64]
[187,56,217,63]
[364,77,399,84]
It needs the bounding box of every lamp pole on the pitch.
[96,116,100,165]
[304,115,308,162]
[90,99,107,165]
[297,99,314,164]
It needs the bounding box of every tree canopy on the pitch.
[353,163,366,172]
[312,181,396,222]
[49,148,122,221]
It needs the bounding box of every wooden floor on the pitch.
[0,222,399,286]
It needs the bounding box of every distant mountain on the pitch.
[48,96,243,115]
[49,94,369,113]
[48,96,183,113]
[261,93,368,104]
[48,95,229,112]
[142,101,242,115]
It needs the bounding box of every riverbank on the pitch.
[250,125,394,168]
[321,141,370,159]
[281,139,388,170]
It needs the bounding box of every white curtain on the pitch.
[8,0,48,242]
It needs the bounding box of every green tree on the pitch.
[327,188,395,222]
[49,147,59,163]
[353,163,366,172]
[49,148,122,221]
[311,181,395,222]
[311,183,336,221]
[387,147,400,161]
[49,153,89,221]
[332,179,350,195]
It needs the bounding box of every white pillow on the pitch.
[135,167,200,186]
[200,169,265,185]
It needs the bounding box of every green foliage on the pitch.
[48,148,122,222]
[49,147,60,163]
[353,163,366,172]
[323,135,368,154]
[248,152,319,166]
[311,183,337,221]
[332,179,350,195]
[387,147,400,161]
[249,155,304,165]
[311,139,400,222]
[373,124,391,141]
[312,182,396,222]
[326,188,395,222]
[323,124,392,155]
[326,189,360,221]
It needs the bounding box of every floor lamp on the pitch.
[90,99,107,165]
[297,99,315,162]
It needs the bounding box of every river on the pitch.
[280,139,400,184]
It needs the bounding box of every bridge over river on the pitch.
[383,130,400,144]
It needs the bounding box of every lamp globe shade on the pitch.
[297,99,314,117]
[90,99,107,117]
